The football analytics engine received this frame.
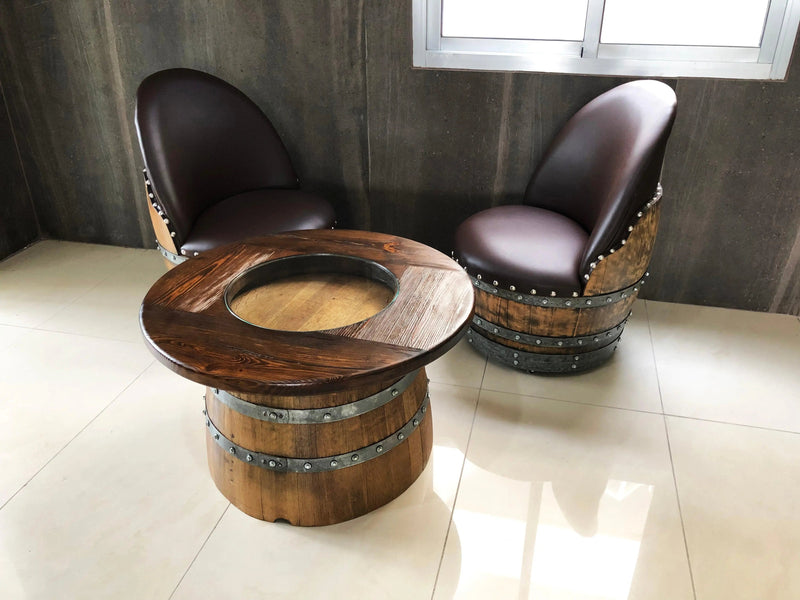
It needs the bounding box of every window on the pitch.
[413,0,800,80]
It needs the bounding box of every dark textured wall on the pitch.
[0,71,38,260]
[0,0,798,314]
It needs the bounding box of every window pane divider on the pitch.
[582,0,606,58]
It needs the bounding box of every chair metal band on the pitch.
[471,274,646,308]
[471,313,629,350]
[467,327,619,373]
[204,392,430,473]
[157,242,188,265]
[211,370,420,424]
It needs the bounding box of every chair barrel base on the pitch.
[467,326,620,374]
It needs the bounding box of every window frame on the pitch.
[412,0,800,80]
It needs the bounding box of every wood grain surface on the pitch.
[140,229,474,394]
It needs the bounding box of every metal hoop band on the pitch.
[204,392,430,473]
[467,327,620,373]
[471,313,630,350]
[211,370,420,424]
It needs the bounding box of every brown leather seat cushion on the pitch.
[454,204,588,297]
[181,189,336,254]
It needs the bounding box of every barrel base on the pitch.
[466,326,620,374]
[204,369,433,526]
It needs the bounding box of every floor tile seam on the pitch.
[643,300,668,415]
[663,412,800,436]
[28,323,146,345]
[428,379,484,392]
[430,383,483,600]
[661,415,698,600]
[0,358,156,513]
[168,503,231,600]
[476,385,665,417]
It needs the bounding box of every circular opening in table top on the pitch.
[225,253,399,332]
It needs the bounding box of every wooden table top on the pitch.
[140,229,475,394]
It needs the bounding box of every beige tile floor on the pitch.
[0,240,799,600]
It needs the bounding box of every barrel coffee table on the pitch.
[140,229,474,526]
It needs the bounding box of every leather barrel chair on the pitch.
[454,80,677,374]
[135,68,336,267]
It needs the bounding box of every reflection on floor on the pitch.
[1,241,799,600]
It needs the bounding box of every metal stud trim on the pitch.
[471,313,629,349]
[157,242,188,265]
[211,370,420,424]
[205,392,430,473]
[471,274,646,308]
[467,328,619,373]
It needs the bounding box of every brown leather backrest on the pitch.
[135,68,298,244]
[523,80,677,281]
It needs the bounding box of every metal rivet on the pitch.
[157,211,163,216]
[206,420,210,427]
[351,454,359,462]
[517,295,523,300]
[413,418,419,426]
[145,179,150,185]
[376,445,384,453]
[492,280,498,286]
[214,434,219,440]
[152,202,157,208]
[229,447,236,454]
[572,292,579,297]
[557,341,563,346]
[476,274,482,280]
[571,364,577,369]
[148,193,154,198]
[550,291,556,297]
[422,405,427,413]
[202,409,207,415]
[181,249,186,255]
[193,252,199,257]
[323,413,332,420]
[574,356,580,361]
[607,297,612,303]
[634,287,639,292]
[621,293,626,298]
[397,432,405,440]
[646,272,650,277]
[594,337,599,342]
[514,334,520,340]
[262,411,268,417]
[584,274,590,280]
[535,339,542,345]
[513,352,519,358]
[269,412,278,419]
[330,459,338,467]
[468,338,473,343]
[621,240,626,245]
[246,454,253,462]
[268,459,277,467]
[637,212,643,218]
[590,262,596,268]
[586,299,592,305]
[493,328,499,333]
[577,339,583,345]
[163,219,169,225]
[565,300,572,306]
[391,389,399,397]
[476,318,482,325]
[609,248,615,253]
[629,226,634,231]
[170,232,176,237]
[509,285,516,291]
[513,360,519,365]
[530,289,537,295]
[542,299,548,305]
[304,462,313,470]
[598,255,604,261]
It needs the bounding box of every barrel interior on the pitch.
[225,253,398,331]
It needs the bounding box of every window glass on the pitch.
[600,0,771,47]
[441,0,589,41]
